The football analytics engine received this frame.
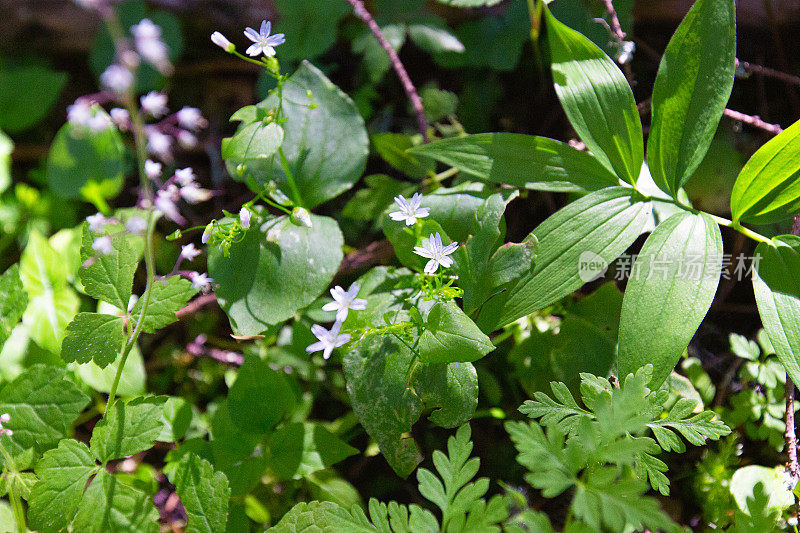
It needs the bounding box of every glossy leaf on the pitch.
[618,212,723,387]
[647,0,736,196]
[544,6,643,184]
[731,119,800,224]
[418,301,494,364]
[752,236,800,385]
[0,63,67,134]
[209,214,343,335]
[477,187,651,331]
[411,133,619,193]
[79,225,139,310]
[221,121,284,175]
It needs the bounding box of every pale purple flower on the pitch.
[389,193,430,226]
[110,108,130,129]
[145,159,162,179]
[181,243,201,260]
[0,413,12,437]
[306,321,350,360]
[211,31,234,52]
[92,236,114,255]
[174,167,196,186]
[126,216,147,235]
[244,20,285,58]
[67,100,93,127]
[180,183,212,204]
[127,295,139,313]
[414,232,458,275]
[322,282,367,322]
[189,271,213,291]
[176,130,197,149]
[132,20,171,73]
[239,207,251,229]
[141,91,168,117]
[100,64,134,93]
[88,113,112,132]
[155,190,182,223]
[176,107,207,130]
[86,213,107,233]
[146,129,172,159]
[74,0,101,9]
[131,19,161,41]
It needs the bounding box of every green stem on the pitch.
[0,441,25,533]
[277,146,303,207]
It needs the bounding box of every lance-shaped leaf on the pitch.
[61,312,125,368]
[618,212,722,387]
[227,353,295,434]
[71,470,159,533]
[28,439,98,532]
[478,187,651,331]
[166,452,230,533]
[209,214,343,335]
[410,133,619,193]
[647,0,736,197]
[752,236,800,386]
[418,301,494,364]
[0,365,90,457]
[731,120,800,225]
[0,265,26,348]
[90,395,168,462]
[544,7,643,184]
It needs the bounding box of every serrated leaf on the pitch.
[166,452,230,533]
[130,275,197,333]
[90,395,167,462]
[267,422,358,480]
[28,439,97,532]
[227,354,295,434]
[0,265,26,348]
[410,133,619,193]
[61,312,125,368]
[648,0,736,196]
[752,236,800,386]
[618,212,722,388]
[418,301,494,364]
[544,6,643,184]
[209,214,343,335]
[72,470,159,533]
[0,365,89,457]
[731,119,800,224]
[79,225,139,309]
[477,187,651,331]
[648,397,730,452]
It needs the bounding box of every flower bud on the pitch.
[291,207,313,228]
[211,31,235,53]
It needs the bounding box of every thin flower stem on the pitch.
[0,440,26,533]
[345,0,429,142]
[277,146,303,207]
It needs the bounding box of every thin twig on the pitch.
[736,59,800,87]
[722,108,783,135]
[787,379,799,497]
[176,293,218,318]
[600,0,633,83]
[345,0,429,141]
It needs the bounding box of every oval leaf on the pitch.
[647,0,736,196]
[618,212,722,387]
[418,301,495,364]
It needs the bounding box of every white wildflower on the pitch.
[389,193,430,226]
[100,64,134,93]
[413,232,458,275]
[145,159,162,179]
[126,216,147,235]
[244,20,286,58]
[176,107,207,130]
[306,321,350,360]
[189,271,213,291]
[140,91,168,117]
[322,282,367,322]
[211,31,235,52]
[239,207,252,229]
[180,183,212,204]
[92,235,114,255]
[180,243,201,261]
[86,212,107,233]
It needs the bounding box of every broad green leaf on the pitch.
[352,25,406,83]
[267,422,358,480]
[221,121,284,175]
[410,133,619,193]
[90,395,167,462]
[411,361,478,428]
[383,218,450,273]
[46,118,125,200]
[0,365,90,456]
[477,187,651,331]
[730,466,794,513]
[0,265,26,348]
[157,396,192,442]
[209,214,343,335]
[77,343,146,397]
[129,275,197,333]
[28,439,98,532]
[61,312,125,368]
[418,301,494,364]
[0,63,67,134]
[79,225,139,310]
[371,133,434,179]
[618,212,722,387]
[752,236,800,386]
[0,130,11,194]
[545,6,643,184]
[731,119,800,224]
[342,174,411,222]
[344,334,423,477]
[273,0,350,62]
[647,0,736,196]
[22,287,79,354]
[256,61,368,208]
[72,470,159,533]
[166,453,230,533]
[227,354,295,434]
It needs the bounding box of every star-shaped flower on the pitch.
[86,213,107,233]
[181,243,201,260]
[306,321,350,360]
[322,282,367,321]
[244,20,286,58]
[389,193,430,226]
[189,271,213,291]
[413,232,458,275]
[92,236,114,255]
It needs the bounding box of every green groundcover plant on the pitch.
[2,0,800,530]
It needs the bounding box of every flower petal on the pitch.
[322,301,340,312]
[245,43,262,56]
[334,333,351,347]
[442,242,459,255]
[244,27,260,42]
[414,246,434,259]
[261,20,271,37]
[389,211,407,221]
[425,259,439,275]
[310,324,328,338]
[306,341,325,353]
